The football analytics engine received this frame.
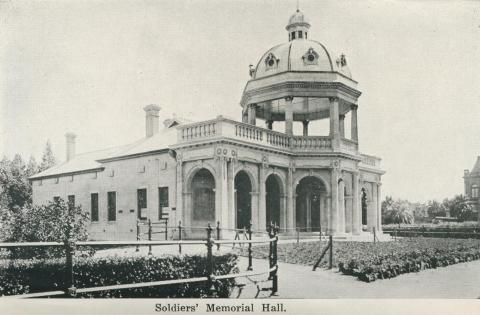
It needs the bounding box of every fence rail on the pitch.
[0,223,280,299]
[383,227,480,240]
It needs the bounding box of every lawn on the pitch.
[238,238,480,282]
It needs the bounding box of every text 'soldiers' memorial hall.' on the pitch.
[29,9,385,240]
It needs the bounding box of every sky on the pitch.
[0,0,479,202]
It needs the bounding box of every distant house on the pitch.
[464,157,480,222]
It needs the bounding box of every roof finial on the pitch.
[296,0,300,12]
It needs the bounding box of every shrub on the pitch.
[1,199,91,259]
[0,253,239,298]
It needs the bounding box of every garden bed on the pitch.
[0,253,239,297]
[238,238,480,282]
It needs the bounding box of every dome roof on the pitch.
[252,39,352,80]
[287,9,310,29]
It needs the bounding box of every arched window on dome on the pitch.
[291,32,296,40]
[265,53,280,71]
[298,31,303,38]
[302,47,319,66]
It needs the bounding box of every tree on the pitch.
[39,140,57,171]
[382,198,414,226]
[426,199,445,218]
[1,199,90,258]
[442,195,476,222]
[0,154,32,209]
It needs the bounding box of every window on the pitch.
[68,195,75,212]
[298,31,303,38]
[472,186,479,198]
[305,32,308,39]
[108,192,116,221]
[137,189,147,220]
[91,193,99,222]
[158,187,169,219]
[291,32,296,40]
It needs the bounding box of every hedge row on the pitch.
[0,253,239,298]
[239,238,480,282]
[337,240,480,282]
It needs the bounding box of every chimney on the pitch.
[143,104,161,137]
[65,132,76,162]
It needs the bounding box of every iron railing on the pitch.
[0,223,280,298]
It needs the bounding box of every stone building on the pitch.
[464,157,480,220]
[30,9,385,240]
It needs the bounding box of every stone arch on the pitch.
[235,170,253,229]
[264,169,287,196]
[233,164,258,193]
[189,168,216,226]
[184,162,217,193]
[293,172,330,195]
[265,173,284,228]
[295,175,328,231]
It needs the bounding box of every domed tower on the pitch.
[241,9,359,150]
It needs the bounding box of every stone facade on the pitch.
[464,156,480,221]
[30,9,385,240]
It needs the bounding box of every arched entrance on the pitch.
[361,188,368,229]
[235,171,252,229]
[266,174,281,227]
[191,168,215,225]
[296,176,327,231]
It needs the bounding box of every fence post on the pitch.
[64,238,76,297]
[136,220,140,252]
[272,224,279,296]
[296,227,299,244]
[178,220,182,254]
[328,235,333,270]
[148,219,152,256]
[216,221,221,251]
[206,223,216,297]
[267,223,273,280]
[247,220,253,271]
[373,227,376,244]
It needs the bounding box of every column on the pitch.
[338,180,346,234]
[306,193,311,231]
[175,157,184,227]
[376,183,382,232]
[352,172,361,235]
[227,161,235,231]
[351,104,358,142]
[286,167,295,234]
[247,104,257,125]
[281,194,287,231]
[216,157,229,229]
[345,194,353,234]
[339,114,345,138]
[257,166,267,231]
[319,194,327,232]
[266,120,273,130]
[330,168,339,234]
[329,97,340,148]
[369,183,378,232]
[285,96,294,136]
[302,120,309,136]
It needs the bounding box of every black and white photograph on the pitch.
[0,0,479,314]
